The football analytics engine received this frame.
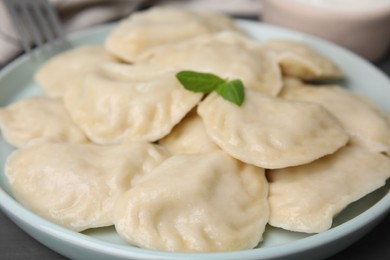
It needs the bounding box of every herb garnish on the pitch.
[176,71,245,106]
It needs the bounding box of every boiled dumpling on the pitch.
[159,109,219,154]
[35,45,119,98]
[5,141,169,232]
[267,145,390,233]
[384,112,390,126]
[114,151,268,252]
[197,90,349,169]
[64,63,203,144]
[262,39,343,80]
[136,31,283,96]
[384,112,390,151]
[278,76,305,95]
[105,7,242,62]
[0,97,88,147]
[280,82,390,154]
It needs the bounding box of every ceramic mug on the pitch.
[261,0,390,61]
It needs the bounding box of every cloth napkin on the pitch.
[0,0,262,66]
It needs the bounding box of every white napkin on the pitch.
[0,0,262,66]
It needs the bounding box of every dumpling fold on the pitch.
[105,7,242,62]
[114,151,269,252]
[267,145,390,233]
[0,97,88,147]
[64,63,202,144]
[198,90,349,169]
[35,45,118,98]
[5,141,169,232]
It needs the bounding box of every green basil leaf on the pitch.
[176,71,225,93]
[216,79,245,106]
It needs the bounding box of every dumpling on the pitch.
[159,109,219,154]
[64,63,203,144]
[136,31,283,96]
[105,7,242,62]
[280,82,390,153]
[35,45,118,98]
[384,112,390,126]
[5,141,169,232]
[114,151,268,252]
[267,145,390,233]
[385,113,390,156]
[0,97,88,147]
[278,76,305,96]
[262,39,343,80]
[198,90,348,169]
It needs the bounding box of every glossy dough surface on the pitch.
[137,31,283,96]
[35,45,118,98]
[0,97,88,147]
[105,7,241,62]
[159,109,219,154]
[267,146,390,233]
[5,141,169,232]
[281,83,390,154]
[198,90,349,169]
[64,63,202,144]
[263,40,343,80]
[114,151,268,252]
[3,7,390,254]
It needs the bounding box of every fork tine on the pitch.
[3,0,70,58]
[3,0,31,54]
[42,0,71,52]
[19,0,45,52]
[31,0,56,55]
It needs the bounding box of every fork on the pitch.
[3,0,71,58]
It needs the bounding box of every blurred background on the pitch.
[1,0,390,65]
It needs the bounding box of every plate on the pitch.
[1,19,390,260]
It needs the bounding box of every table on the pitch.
[1,35,390,260]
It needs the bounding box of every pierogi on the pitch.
[198,90,349,169]
[105,7,242,62]
[0,97,88,147]
[159,109,219,154]
[267,146,390,233]
[35,45,118,98]
[136,31,283,96]
[280,82,390,154]
[64,63,203,144]
[114,151,268,252]
[262,39,343,80]
[5,141,169,232]
[2,6,390,254]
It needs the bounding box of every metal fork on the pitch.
[3,0,71,58]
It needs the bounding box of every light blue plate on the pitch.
[0,20,390,260]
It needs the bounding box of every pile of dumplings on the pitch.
[1,7,390,253]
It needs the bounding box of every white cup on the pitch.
[261,0,390,61]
